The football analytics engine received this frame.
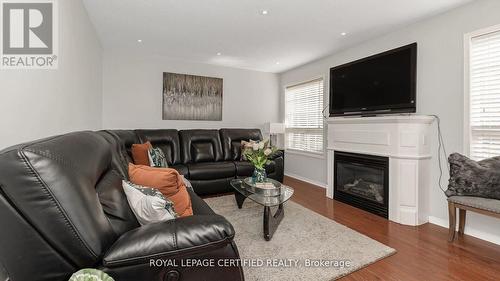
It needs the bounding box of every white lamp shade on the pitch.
[266,123,285,134]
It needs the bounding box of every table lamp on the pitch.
[266,123,285,147]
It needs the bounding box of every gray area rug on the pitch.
[204,196,396,281]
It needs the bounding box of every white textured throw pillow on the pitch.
[122,181,177,225]
[181,175,193,190]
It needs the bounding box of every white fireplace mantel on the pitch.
[327,115,435,226]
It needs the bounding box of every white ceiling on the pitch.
[83,0,474,73]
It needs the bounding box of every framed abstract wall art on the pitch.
[162,72,223,120]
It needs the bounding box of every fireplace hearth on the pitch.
[334,151,389,218]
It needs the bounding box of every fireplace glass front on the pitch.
[334,151,389,218]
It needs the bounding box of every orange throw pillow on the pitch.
[128,164,193,217]
[131,142,152,166]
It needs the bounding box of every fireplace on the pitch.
[334,151,389,218]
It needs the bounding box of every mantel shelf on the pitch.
[327,114,435,125]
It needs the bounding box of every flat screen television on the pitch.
[329,43,417,117]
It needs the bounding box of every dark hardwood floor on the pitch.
[284,176,500,281]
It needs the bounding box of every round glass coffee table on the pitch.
[230,179,294,241]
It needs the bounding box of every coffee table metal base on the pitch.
[234,192,284,241]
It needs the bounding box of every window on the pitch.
[285,78,324,154]
[467,27,500,160]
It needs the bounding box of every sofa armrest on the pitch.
[270,150,284,160]
[268,150,284,183]
[103,214,235,267]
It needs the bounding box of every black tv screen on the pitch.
[330,43,417,116]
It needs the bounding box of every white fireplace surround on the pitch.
[327,115,435,226]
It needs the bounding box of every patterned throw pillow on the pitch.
[446,153,500,200]
[122,180,178,225]
[148,147,168,168]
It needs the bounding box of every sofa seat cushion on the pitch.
[170,164,188,176]
[189,178,234,196]
[448,196,500,214]
[187,162,236,180]
[188,188,215,215]
[234,161,254,177]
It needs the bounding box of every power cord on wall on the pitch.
[430,114,450,193]
[322,105,329,119]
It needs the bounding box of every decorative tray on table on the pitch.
[243,177,282,197]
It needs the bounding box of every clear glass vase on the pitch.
[252,168,267,183]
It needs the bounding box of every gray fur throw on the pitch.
[446,153,500,200]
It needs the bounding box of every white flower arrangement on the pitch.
[242,139,278,171]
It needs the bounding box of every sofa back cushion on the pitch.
[97,130,131,179]
[0,132,127,267]
[220,129,263,161]
[136,129,181,165]
[107,130,139,163]
[96,170,140,235]
[180,130,224,163]
[0,189,76,281]
[191,142,215,162]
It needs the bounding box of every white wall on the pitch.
[280,0,500,244]
[102,51,280,132]
[0,0,102,150]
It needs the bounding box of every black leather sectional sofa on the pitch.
[110,128,284,195]
[0,128,283,281]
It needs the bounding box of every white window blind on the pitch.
[469,29,500,160]
[285,78,324,154]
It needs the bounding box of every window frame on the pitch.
[283,76,326,158]
[464,24,500,159]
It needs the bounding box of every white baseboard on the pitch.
[428,216,500,245]
[284,173,328,189]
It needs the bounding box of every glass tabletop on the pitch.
[230,179,294,207]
